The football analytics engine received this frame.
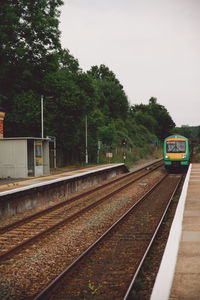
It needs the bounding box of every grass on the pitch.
[98,145,162,170]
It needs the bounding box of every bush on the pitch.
[196,145,200,153]
[196,153,200,163]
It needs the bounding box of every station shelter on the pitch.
[0,137,50,178]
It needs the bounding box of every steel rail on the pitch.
[123,173,183,299]
[33,174,168,300]
[0,159,162,234]
[0,161,164,262]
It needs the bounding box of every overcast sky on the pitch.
[59,0,200,127]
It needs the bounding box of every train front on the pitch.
[163,135,189,171]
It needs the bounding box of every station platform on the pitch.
[0,163,128,219]
[151,163,200,300]
[0,164,125,194]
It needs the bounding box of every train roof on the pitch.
[164,135,188,141]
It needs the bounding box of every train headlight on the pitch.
[182,155,186,159]
[165,155,169,159]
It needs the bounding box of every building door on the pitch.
[27,140,34,176]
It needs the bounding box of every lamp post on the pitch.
[41,95,56,169]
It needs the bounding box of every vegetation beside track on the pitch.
[0,1,174,168]
[195,145,200,163]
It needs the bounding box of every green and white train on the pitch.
[163,135,190,171]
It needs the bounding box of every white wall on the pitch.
[0,140,27,178]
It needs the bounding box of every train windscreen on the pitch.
[166,140,186,153]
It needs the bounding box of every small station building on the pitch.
[0,108,50,178]
[0,137,50,178]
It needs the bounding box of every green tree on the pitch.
[88,64,122,87]
[198,126,200,139]
[0,0,66,137]
[134,111,158,132]
[171,126,192,138]
[149,97,175,139]
[0,1,178,166]
[88,65,129,121]
[98,122,118,147]
[130,97,175,141]
[42,67,97,163]
[0,0,63,89]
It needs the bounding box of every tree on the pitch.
[0,0,63,64]
[148,98,175,139]
[130,97,175,140]
[0,1,177,165]
[41,66,97,163]
[172,126,192,139]
[0,0,63,101]
[198,126,200,139]
[134,111,158,132]
[88,64,122,88]
[88,65,129,121]
[0,0,64,136]
[98,122,118,147]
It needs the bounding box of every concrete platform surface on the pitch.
[151,164,200,300]
[0,163,129,219]
[0,164,122,194]
[170,163,200,300]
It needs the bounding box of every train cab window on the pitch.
[166,141,186,153]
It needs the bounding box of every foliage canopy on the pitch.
[0,1,181,166]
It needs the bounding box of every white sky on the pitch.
[59,0,200,127]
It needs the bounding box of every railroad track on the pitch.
[34,173,183,300]
[0,160,163,261]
